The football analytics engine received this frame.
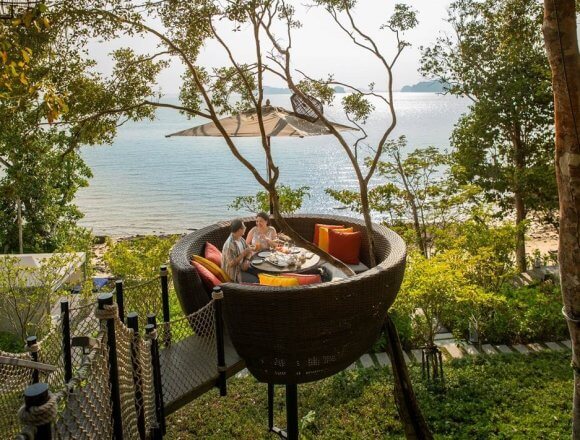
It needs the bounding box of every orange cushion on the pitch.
[319,227,353,252]
[328,229,362,264]
[285,273,322,285]
[258,273,300,287]
[192,261,222,291]
[191,255,231,283]
[313,224,344,246]
[204,242,222,267]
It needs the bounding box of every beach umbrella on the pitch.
[167,99,356,212]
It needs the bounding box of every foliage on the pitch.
[165,351,573,439]
[420,0,557,270]
[0,331,23,352]
[434,207,520,292]
[0,1,165,253]
[327,137,479,257]
[0,253,82,341]
[104,235,179,281]
[229,185,310,215]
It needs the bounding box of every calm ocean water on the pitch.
[76,93,469,236]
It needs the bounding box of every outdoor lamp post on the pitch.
[0,1,40,19]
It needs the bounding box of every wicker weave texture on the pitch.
[171,214,406,384]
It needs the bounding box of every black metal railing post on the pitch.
[26,336,39,384]
[20,383,54,440]
[145,323,166,436]
[212,287,227,396]
[97,292,123,440]
[127,312,146,440]
[286,384,299,440]
[115,280,125,323]
[61,299,73,383]
[160,266,171,347]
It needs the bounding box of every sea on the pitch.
[76,93,470,237]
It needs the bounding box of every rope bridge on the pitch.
[0,270,244,439]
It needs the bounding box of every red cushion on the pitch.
[328,229,362,264]
[285,273,322,285]
[204,242,222,267]
[192,261,222,291]
[313,224,344,246]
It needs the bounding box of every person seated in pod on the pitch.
[245,211,278,251]
[222,219,259,283]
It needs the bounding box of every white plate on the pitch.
[257,251,271,258]
[252,258,264,265]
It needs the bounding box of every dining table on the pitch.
[249,247,322,274]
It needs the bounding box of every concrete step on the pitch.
[403,351,411,364]
[481,344,498,355]
[434,332,454,341]
[545,341,565,351]
[411,349,423,363]
[375,352,390,367]
[359,354,375,369]
[512,344,530,355]
[561,340,572,349]
[495,345,513,354]
[440,343,464,359]
[235,368,250,378]
[528,343,545,352]
[461,344,479,356]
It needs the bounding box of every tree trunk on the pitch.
[17,198,23,254]
[542,1,580,437]
[384,315,433,440]
[359,185,377,267]
[514,190,527,273]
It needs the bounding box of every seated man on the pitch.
[222,219,258,283]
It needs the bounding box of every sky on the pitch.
[90,1,455,94]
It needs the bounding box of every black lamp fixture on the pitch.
[0,1,41,20]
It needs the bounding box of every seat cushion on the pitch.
[204,242,222,267]
[258,273,300,287]
[192,261,222,291]
[284,273,322,285]
[319,227,353,252]
[313,224,344,246]
[328,229,362,264]
[191,255,231,282]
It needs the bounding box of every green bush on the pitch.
[104,235,180,281]
[0,331,24,352]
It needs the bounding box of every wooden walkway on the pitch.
[160,333,244,415]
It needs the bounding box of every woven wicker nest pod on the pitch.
[170,214,406,384]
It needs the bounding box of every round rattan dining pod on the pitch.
[170,214,406,385]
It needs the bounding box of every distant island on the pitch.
[400,80,448,93]
[263,85,346,94]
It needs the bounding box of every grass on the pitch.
[165,351,572,439]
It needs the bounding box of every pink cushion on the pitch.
[192,261,221,291]
[204,242,222,267]
[285,273,322,285]
[328,229,362,264]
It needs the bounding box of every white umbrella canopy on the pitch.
[166,103,356,138]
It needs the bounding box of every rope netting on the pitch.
[0,350,51,438]
[158,300,218,407]
[123,277,168,329]
[52,331,114,439]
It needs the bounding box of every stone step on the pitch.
[461,344,479,356]
[441,343,464,359]
[495,345,513,354]
[512,344,530,355]
[481,344,498,355]
[528,343,545,352]
[346,362,357,371]
[375,352,390,367]
[411,349,423,363]
[403,351,411,364]
[545,341,565,351]
[561,340,572,349]
[434,332,454,341]
[359,354,375,369]
[235,368,250,378]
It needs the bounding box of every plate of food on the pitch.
[289,247,301,254]
[251,258,264,265]
[257,251,271,258]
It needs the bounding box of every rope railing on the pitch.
[5,270,231,440]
